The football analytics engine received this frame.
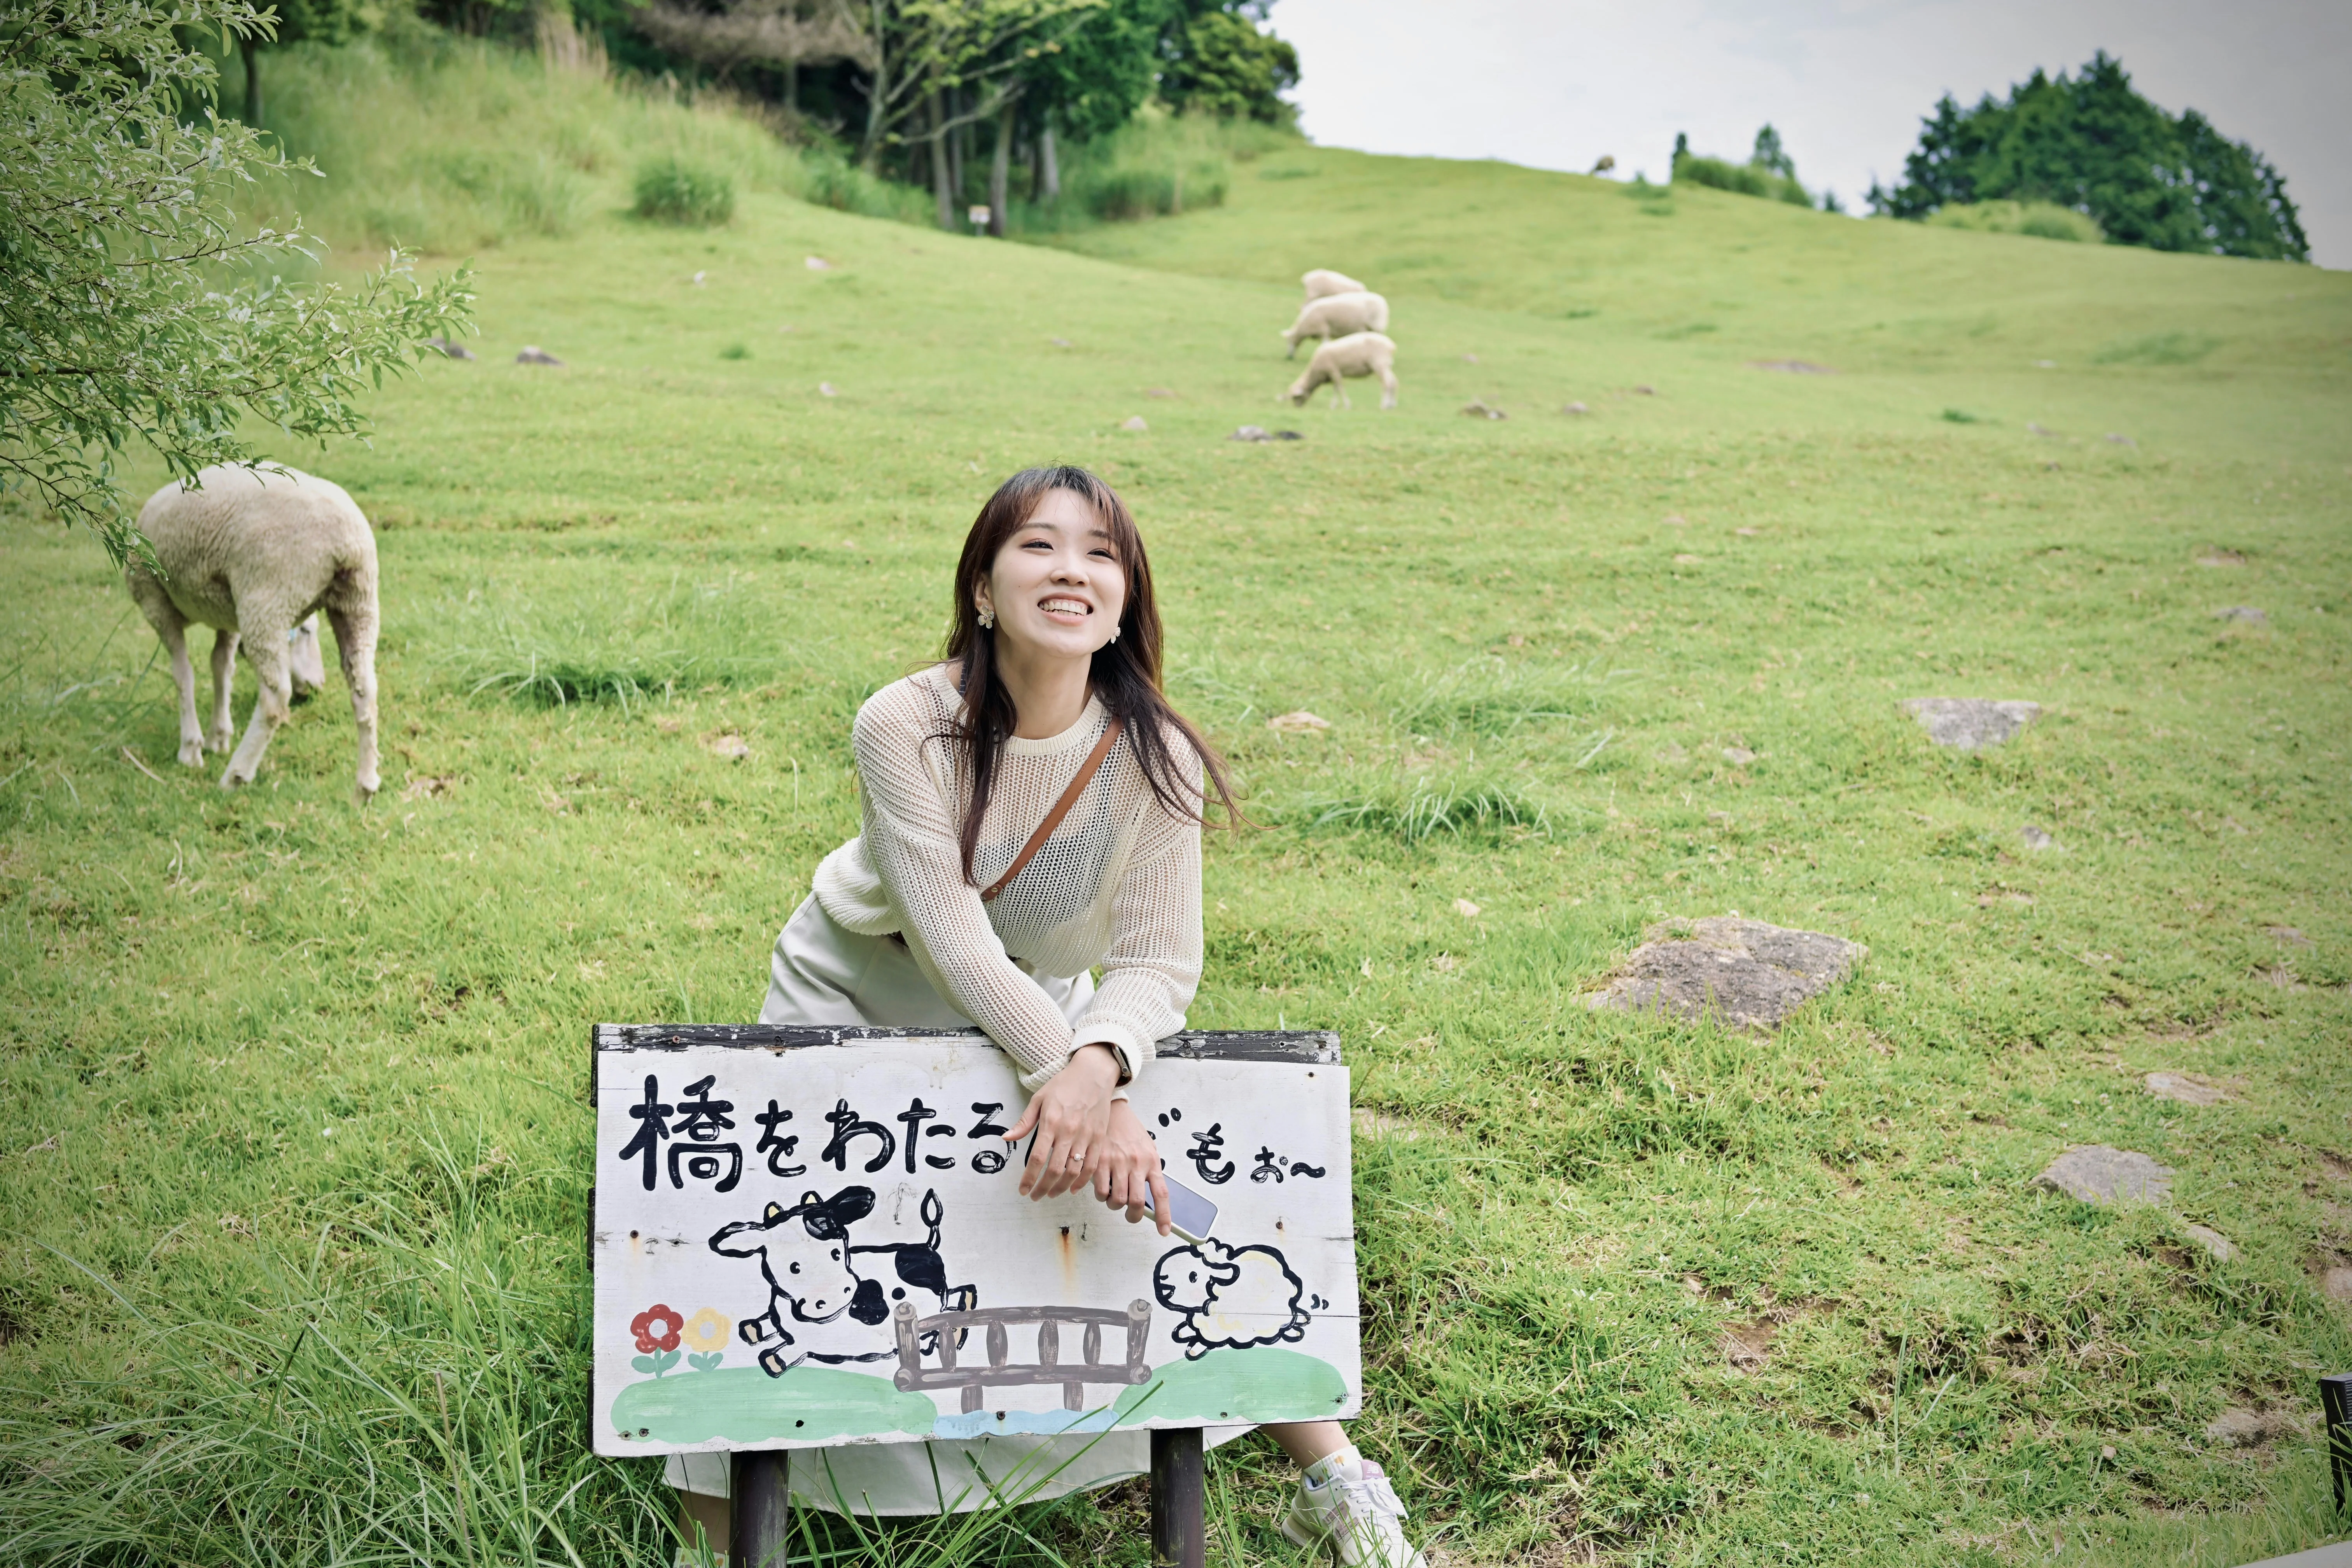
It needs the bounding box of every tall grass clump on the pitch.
[1924,199,2104,243]
[1388,655,1629,740]
[231,29,802,251]
[438,571,778,710]
[800,146,938,226]
[633,154,735,226]
[1295,772,1551,843]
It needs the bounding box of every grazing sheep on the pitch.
[1279,290,1390,358]
[1300,268,1366,302]
[124,464,381,802]
[1153,1239,1311,1358]
[1281,331,1398,410]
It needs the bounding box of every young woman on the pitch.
[669,466,1423,1568]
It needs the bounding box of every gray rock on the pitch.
[1228,425,1304,442]
[2214,606,2267,623]
[1461,399,1507,419]
[425,335,475,360]
[1586,915,1867,1030]
[2104,432,2137,446]
[515,345,564,366]
[2204,1408,2304,1447]
[2181,1223,2236,1262]
[2020,824,2057,851]
[1563,401,1591,415]
[2143,1071,2232,1107]
[1751,360,1836,374]
[1722,746,1757,765]
[2327,1267,2352,1304]
[2034,1145,2173,1206]
[1903,697,2041,749]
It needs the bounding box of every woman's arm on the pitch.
[1069,784,1204,1085]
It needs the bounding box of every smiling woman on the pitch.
[667,468,1427,1564]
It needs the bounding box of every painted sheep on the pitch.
[1152,1239,1311,1358]
[1280,291,1391,358]
[124,463,380,802]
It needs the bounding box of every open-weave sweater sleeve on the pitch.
[827,670,1201,1093]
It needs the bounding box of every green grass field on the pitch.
[4,61,2352,1568]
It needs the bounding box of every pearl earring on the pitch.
[976,605,994,629]
[1110,625,1121,642]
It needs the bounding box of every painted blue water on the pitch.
[931,1404,1124,1440]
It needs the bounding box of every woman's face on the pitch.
[976,488,1127,662]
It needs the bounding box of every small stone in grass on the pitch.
[2105,432,2137,446]
[2181,1223,2236,1262]
[2143,1071,2232,1106]
[1461,398,1507,419]
[2196,549,2246,567]
[1674,553,1701,565]
[1144,387,1176,399]
[1453,898,1480,919]
[516,345,564,366]
[1120,416,1149,432]
[1461,352,1479,363]
[704,732,749,761]
[2264,925,2311,946]
[1048,336,1073,348]
[1902,697,2041,749]
[1722,746,1756,765]
[2214,605,2266,623]
[819,382,838,397]
[2034,1145,2173,1206]
[425,335,475,360]
[401,775,455,802]
[1231,425,1302,442]
[1734,526,1759,537]
[1430,953,1460,973]
[1663,514,1687,525]
[804,256,833,270]
[2021,824,2056,851]
[1267,710,1330,734]
[1563,401,1591,415]
[1633,384,1656,394]
[2326,1267,2352,1303]
[1586,915,1867,1031]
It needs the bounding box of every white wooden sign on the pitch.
[590,1026,1359,1459]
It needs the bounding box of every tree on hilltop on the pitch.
[1868,52,2307,261]
[0,0,472,565]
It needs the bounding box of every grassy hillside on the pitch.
[2,91,2350,1568]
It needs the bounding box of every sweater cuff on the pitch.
[1071,1022,1147,1087]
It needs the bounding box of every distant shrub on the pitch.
[1016,110,1262,231]
[799,148,935,224]
[634,155,735,226]
[1674,152,1811,207]
[1925,200,2103,243]
[1941,408,1982,423]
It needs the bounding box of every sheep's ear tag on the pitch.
[764,1202,786,1223]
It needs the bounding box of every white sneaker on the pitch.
[1281,1454,1428,1568]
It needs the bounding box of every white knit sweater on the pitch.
[810,664,1203,1092]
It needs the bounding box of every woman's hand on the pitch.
[1004,1043,1121,1201]
[1093,1099,1172,1236]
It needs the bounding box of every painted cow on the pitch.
[710,1185,975,1376]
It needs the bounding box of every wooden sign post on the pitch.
[591,1026,1359,1567]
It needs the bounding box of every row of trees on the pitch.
[1869,52,2307,262]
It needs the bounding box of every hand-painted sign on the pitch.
[590,1026,1359,1460]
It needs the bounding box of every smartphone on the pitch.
[1141,1170,1220,1242]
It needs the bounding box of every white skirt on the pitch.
[667,896,1246,1514]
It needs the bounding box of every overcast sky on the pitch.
[1272,0,2350,270]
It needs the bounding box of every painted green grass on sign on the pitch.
[611,1364,935,1446]
[1113,1348,1350,1425]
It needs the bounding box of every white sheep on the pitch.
[1280,290,1390,359]
[124,463,382,802]
[1153,1240,1312,1359]
[1300,268,1366,301]
[1281,332,1399,410]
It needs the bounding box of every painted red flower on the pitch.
[631,1303,684,1354]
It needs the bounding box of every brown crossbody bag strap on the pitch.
[979,716,1123,903]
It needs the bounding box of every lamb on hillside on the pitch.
[1282,331,1398,410]
[124,463,382,802]
[1280,290,1390,358]
[1300,268,1366,301]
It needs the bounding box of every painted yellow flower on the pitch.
[681,1307,733,1354]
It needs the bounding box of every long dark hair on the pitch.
[941,465,1242,885]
